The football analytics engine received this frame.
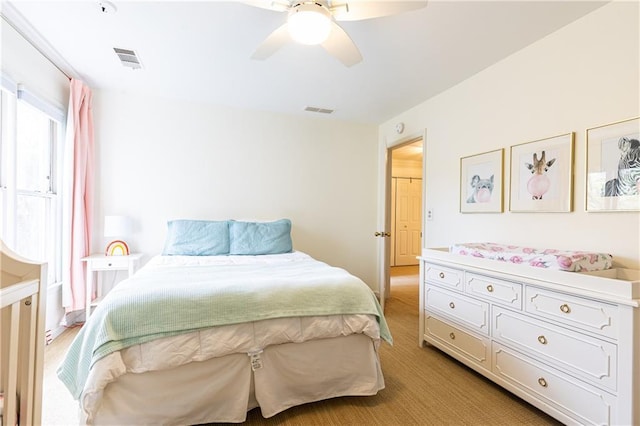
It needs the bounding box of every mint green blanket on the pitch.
[57,256,392,399]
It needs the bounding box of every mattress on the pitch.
[450,242,613,272]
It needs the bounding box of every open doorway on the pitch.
[387,139,422,297]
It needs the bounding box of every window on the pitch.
[0,83,64,285]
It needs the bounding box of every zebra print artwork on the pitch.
[604,136,640,197]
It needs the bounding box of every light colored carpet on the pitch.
[42,265,561,425]
[43,324,81,425]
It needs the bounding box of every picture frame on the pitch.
[459,148,503,213]
[509,132,574,212]
[586,117,640,212]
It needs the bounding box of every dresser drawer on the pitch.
[525,287,619,339]
[425,286,489,335]
[425,315,490,370]
[493,307,617,391]
[465,272,522,309]
[493,343,616,426]
[424,263,464,291]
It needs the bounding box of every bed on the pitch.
[57,219,392,425]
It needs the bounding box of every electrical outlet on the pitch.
[427,210,433,221]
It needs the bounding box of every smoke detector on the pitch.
[98,1,117,14]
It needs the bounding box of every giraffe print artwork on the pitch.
[525,151,556,200]
[511,133,573,212]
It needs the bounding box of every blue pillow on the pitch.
[229,219,292,255]
[162,220,230,256]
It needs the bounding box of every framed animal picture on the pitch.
[509,133,574,212]
[586,117,640,212]
[460,149,503,213]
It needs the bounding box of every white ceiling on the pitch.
[3,1,607,124]
[393,140,423,161]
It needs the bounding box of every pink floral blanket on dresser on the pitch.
[450,242,613,272]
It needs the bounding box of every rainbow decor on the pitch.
[105,240,130,256]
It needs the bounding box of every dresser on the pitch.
[419,248,640,425]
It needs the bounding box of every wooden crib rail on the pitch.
[1,240,47,426]
[1,279,39,308]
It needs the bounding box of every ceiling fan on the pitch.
[246,1,428,67]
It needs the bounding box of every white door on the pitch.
[378,135,425,309]
[395,178,422,265]
[390,177,397,266]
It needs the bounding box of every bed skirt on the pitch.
[84,333,384,425]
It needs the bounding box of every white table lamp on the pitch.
[104,215,132,256]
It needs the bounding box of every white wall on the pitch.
[93,91,380,286]
[392,158,422,179]
[380,1,640,269]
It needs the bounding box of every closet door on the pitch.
[395,178,422,266]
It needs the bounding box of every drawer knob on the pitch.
[486,284,494,292]
[449,302,455,309]
[108,263,113,267]
[537,377,548,388]
[439,272,445,279]
[449,332,456,340]
[537,335,547,345]
[559,303,571,314]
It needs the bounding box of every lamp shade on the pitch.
[104,215,132,237]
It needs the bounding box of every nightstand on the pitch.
[82,253,143,321]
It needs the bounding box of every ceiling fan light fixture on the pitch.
[287,2,332,45]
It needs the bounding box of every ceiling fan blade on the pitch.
[331,1,428,22]
[321,21,362,67]
[251,23,291,60]
[242,0,291,13]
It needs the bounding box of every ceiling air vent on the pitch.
[113,48,142,70]
[304,106,334,114]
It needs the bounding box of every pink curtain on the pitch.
[63,79,95,314]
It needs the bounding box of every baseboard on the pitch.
[45,325,67,344]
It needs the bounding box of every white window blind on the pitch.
[17,84,65,123]
[1,73,18,95]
